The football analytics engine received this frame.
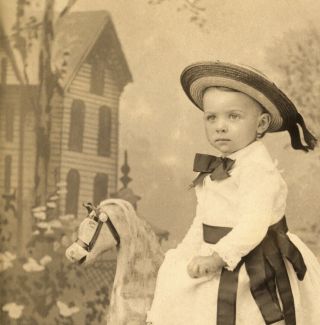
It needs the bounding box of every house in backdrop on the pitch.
[1,11,169,253]
[0,11,132,249]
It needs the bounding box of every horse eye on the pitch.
[88,220,96,228]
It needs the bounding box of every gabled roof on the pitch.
[52,10,132,90]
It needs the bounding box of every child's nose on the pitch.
[215,118,228,132]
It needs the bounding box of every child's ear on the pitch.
[257,113,271,134]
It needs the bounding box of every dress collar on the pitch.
[226,140,263,161]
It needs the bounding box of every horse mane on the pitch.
[98,199,164,325]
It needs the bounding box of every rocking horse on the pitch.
[65,199,164,325]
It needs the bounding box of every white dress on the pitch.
[147,141,320,325]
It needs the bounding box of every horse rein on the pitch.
[75,203,120,264]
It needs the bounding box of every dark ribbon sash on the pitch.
[203,217,307,325]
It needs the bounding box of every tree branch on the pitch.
[58,0,78,19]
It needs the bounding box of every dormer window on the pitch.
[93,173,108,206]
[68,99,85,152]
[4,155,12,193]
[98,105,111,156]
[1,58,7,85]
[5,107,14,142]
[90,57,105,96]
[66,169,80,217]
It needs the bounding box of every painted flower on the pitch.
[36,220,61,235]
[47,201,57,209]
[56,300,80,317]
[22,257,45,272]
[48,194,59,201]
[45,228,54,235]
[59,214,75,221]
[33,211,47,220]
[50,219,62,228]
[40,255,52,266]
[37,221,50,229]
[32,206,47,213]
[2,302,24,319]
[3,251,16,261]
[0,252,16,272]
[57,189,68,196]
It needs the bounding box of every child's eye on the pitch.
[229,113,240,120]
[205,114,216,121]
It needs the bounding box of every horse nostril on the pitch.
[78,256,87,265]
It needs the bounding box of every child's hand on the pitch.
[187,253,225,278]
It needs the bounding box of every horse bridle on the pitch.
[75,203,120,264]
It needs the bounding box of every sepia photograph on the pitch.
[0,0,320,324]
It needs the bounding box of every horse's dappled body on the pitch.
[66,199,164,325]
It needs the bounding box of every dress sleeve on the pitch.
[211,163,280,271]
[167,199,204,260]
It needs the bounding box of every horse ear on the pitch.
[83,202,95,214]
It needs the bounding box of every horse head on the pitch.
[65,201,121,265]
[65,199,164,325]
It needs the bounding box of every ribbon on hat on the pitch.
[287,113,317,152]
[191,153,235,187]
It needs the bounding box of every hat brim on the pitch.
[180,62,298,132]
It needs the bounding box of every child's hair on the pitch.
[206,86,270,138]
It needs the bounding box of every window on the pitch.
[4,156,12,193]
[5,107,14,142]
[98,106,111,156]
[1,58,7,85]
[68,100,85,152]
[93,173,108,206]
[90,58,105,96]
[65,169,80,217]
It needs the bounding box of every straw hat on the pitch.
[180,61,317,151]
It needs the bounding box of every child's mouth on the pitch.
[215,139,231,143]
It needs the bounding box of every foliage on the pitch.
[0,199,113,325]
[265,27,320,258]
[148,0,207,29]
[10,0,79,208]
[0,213,13,250]
[266,27,320,138]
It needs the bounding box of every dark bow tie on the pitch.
[191,153,235,187]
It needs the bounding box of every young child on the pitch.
[146,62,320,325]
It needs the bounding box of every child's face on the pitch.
[203,87,270,155]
